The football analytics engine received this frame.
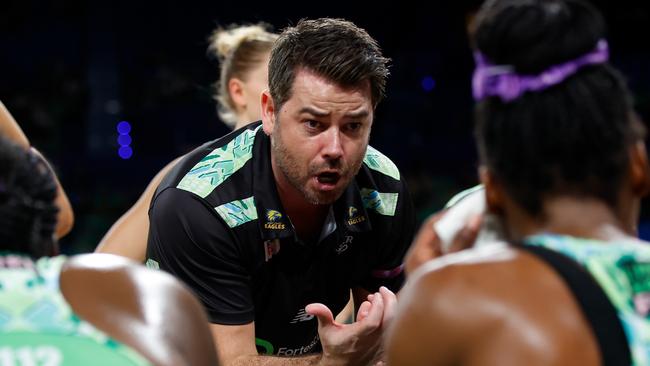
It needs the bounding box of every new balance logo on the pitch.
[290,309,314,324]
[335,236,354,255]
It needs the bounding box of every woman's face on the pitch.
[238,52,271,126]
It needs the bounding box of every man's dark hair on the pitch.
[0,136,59,257]
[473,0,645,217]
[268,18,390,111]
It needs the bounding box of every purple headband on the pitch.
[472,39,609,102]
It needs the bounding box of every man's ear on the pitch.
[261,90,276,136]
[629,141,650,198]
[480,166,505,216]
[228,78,246,112]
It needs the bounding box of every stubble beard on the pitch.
[271,122,366,205]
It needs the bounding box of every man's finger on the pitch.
[305,303,335,328]
[360,292,384,329]
[379,286,397,325]
[356,300,372,321]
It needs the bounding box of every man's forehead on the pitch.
[291,68,370,90]
[288,69,372,104]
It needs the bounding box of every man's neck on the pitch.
[287,201,330,244]
[272,162,330,243]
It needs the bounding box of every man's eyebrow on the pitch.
[344,109,370,119]
[298,107,370,119]
[298,107,330,117]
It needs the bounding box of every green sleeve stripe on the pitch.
[177,126,261,198]
[361,188,398,216]
[215,197,258,228]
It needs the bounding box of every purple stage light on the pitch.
[117,121,131,134]
[421,76,436,92]
[118,146,133,159]
[117,134,132,147]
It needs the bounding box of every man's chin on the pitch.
[303,188,344,206]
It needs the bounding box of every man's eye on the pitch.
[347,123,362,132]
[306,120,320,129]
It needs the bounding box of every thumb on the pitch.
[305,303,335,328]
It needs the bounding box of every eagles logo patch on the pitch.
[347,206,366,225]
[264,209,286,230]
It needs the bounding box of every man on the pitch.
[0,135,218,366]
[146,18,415,365]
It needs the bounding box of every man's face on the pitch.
[262,68,373,205]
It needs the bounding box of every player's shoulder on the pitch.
[405,244,521,299]
[394,242,601,365]
[403,243,594,335]
[60,253,217,366]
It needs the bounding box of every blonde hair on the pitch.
[207,24,278,127]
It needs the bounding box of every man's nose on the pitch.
[321,128,343,160]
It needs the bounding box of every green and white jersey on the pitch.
[525,235,650,365]
[0,254,150,366]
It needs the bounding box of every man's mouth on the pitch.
[316,171,341,185]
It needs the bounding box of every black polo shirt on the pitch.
[146,121,415,356]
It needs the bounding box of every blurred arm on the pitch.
[61,253,219,366]
[0,101,30,147]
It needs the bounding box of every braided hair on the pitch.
[0,136,59,257]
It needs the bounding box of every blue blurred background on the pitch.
[1,0,649,253]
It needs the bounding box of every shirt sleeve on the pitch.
[146,188,254,325]
[360,179,416,293]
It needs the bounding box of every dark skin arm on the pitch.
[60,254,219,366]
